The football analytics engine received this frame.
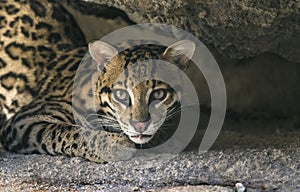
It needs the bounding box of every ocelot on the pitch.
[0,0,195,163]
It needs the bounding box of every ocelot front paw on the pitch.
[99,132,136,162]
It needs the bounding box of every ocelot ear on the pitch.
[88,40,118,71]
[162,40,196,70]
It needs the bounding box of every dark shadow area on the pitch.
[65,0,134,24]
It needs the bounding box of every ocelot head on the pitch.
[89,40,195,145]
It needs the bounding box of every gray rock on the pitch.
[1,128,299,191]
[66,4,300,119]
[66,0,300,62]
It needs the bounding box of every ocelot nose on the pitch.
[130,114,151,133]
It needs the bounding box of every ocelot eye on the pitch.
[113,89,130,105]
[150,89,167,102]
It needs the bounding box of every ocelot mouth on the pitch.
[131,134,152,138]
[129,134,153,144]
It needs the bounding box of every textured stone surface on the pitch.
[1,127,299,191]
[64,5,300,119]
[1,148,299,191]
[1,2,299,192]
[67,0,300,63]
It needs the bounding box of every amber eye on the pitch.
[150,89,167,102]
[113,89,130,105]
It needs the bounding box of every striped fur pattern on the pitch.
[0,0,195,163]
[0,0,134,163]
[88,41,195,146]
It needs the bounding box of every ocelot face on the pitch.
[106,79,179,144]
[89,40,195,144]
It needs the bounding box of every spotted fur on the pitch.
[0,0,85,122]
[87,41,195,146]
[0,0,195,163]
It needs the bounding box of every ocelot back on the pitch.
[0,0,195,163]
[0,0,85,123]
